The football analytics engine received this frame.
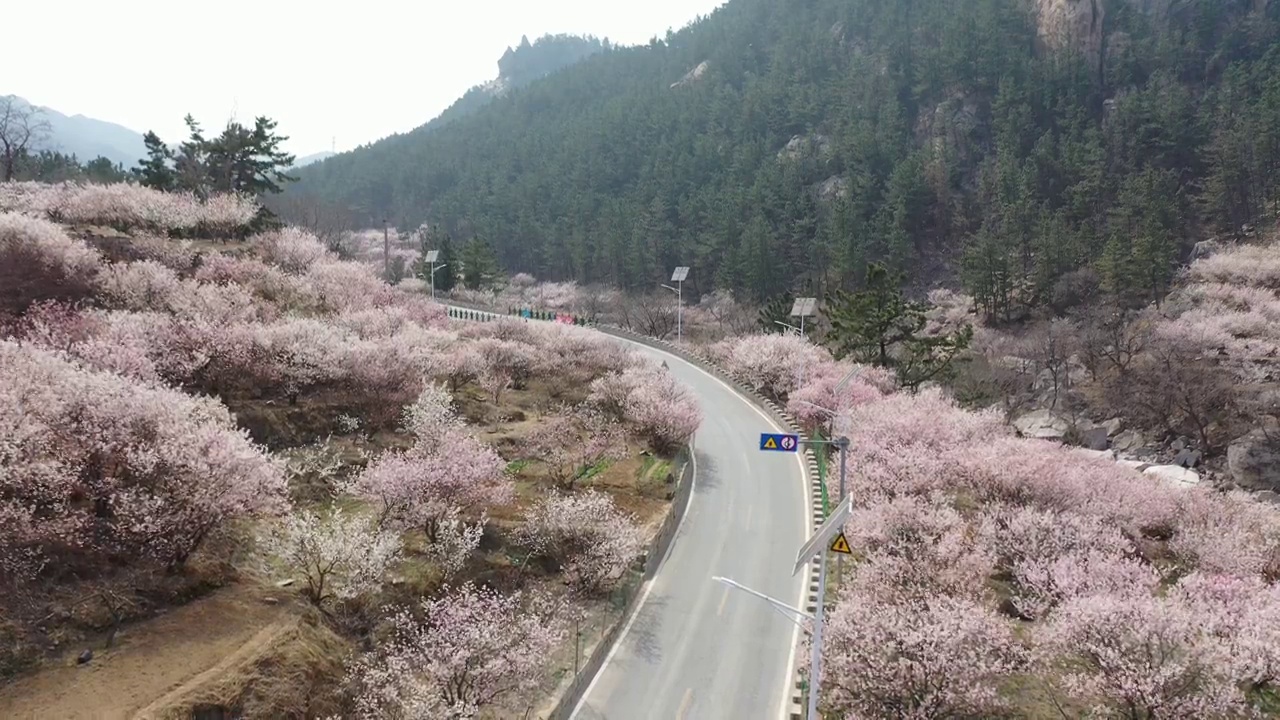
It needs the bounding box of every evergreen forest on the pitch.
[286,0,1280,319]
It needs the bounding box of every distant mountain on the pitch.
[292,151,336,169]
[5,96,147,168]
[290,0,1280,312]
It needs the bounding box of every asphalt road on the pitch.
[570,341,809,720]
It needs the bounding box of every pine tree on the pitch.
[132,131,175,191]
[461,237,499,289]
[825,262,972,390]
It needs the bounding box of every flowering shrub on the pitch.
[518,491,645,593]
[251,227,333,274]
[260,508,402,606]
[705,333,832,400]
[822,594,1027,718]
[524,405,628,489]
[0,340,286,579]
[352,386,511,547]
[0,212,102,313]
[1,181,257,234]
[588,364,702,452]
[347,583,566,717]
[813,368,1280,714]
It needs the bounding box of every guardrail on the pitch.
[444,298,824,720]
[546,449,695,720]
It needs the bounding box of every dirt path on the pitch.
[0,584,293,720]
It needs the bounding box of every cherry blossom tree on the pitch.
[347,583,567,717]
[251,226,334,274]
[353,435,510,542]
[1034,594,1250,717]
[517,490,645,593]
[525,405,627,489]
[6,181,258,233]
[979,506,1156,619]
[0,212,101,313]
[706,333,832,401]
[261,507,402,607]
[0,340,286,577]
[588,364,701,452]
[821,593,1027,719]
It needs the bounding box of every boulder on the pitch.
[1099,417,1124,437]
[1144,464,1200,487]
[1112,429,1147,453]
[1079,425,1110,451]
[1191,239,1222,261]
[1118,458,1150,471]
[1227,430,1280,492]
[1172,448,1202,468]
[1013,409,1071,441]
[1073,448,1116,462]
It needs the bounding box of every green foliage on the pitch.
[11,150,128,184]
[133,131,175,191]
[414,225,458,292]
[138,114,296,199]
[758,293,795,334]
[288,1,1280,306]
[826,263,971,390]
[460,237,499,290]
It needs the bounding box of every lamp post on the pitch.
[424,250,447,301]
[664,266,690,342]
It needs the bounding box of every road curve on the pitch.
[571,341,809,720]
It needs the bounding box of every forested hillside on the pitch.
[288,0,1280,314]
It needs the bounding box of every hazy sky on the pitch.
[9,0,726,157]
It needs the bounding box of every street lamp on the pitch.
[790,297,817,336]
[424,250,447,301]
[774,320,803,336]
[664,266,689,342]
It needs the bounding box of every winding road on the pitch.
[447,307,810,718]
[570,341,810,720]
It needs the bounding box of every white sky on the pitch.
[8,0,726,157]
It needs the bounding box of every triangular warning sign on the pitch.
[764,437,778,449]
[829,533,852,555]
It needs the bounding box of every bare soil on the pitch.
[0,583,296,720]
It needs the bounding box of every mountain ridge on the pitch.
[3,95,147,167]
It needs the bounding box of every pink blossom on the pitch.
[588,363,702,452]
[821,593,1026,718]
[524,405,628,489]
[251,227,333,274]
[347,583,566,716]
[0,212,102,313]
[518,490,645,593]
[1035,594,1251,717]
[0,340,286,576]
[706,333,832,400]
[260,507,402,606]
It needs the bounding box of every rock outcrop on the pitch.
[1228,429,1280,492]
[1035,0,1106,71]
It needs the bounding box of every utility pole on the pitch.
[382,219,390,279]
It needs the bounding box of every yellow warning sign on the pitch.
[829,533,852,555]
[763,437,778,449]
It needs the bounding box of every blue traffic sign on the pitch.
[760,433,799,452]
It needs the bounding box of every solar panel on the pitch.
[671,266,690,282]
[425,250,440,262]
[790,297,817,317]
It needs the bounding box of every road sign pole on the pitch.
[836,436,849,585]
[677,279,683,343]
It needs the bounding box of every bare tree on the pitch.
[0,96,51,182]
